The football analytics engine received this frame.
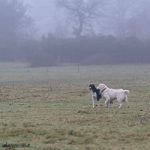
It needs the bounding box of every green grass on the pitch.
[0,63,150,150]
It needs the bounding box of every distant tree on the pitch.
[0,0,32,61]
[56,0,105,37]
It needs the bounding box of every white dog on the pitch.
[97,83,129,108]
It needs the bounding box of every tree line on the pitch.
[28,35,150,66]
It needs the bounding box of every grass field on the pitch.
[0,63,150,150]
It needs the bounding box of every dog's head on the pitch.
[97,83,108,92]
[89,84,97,92]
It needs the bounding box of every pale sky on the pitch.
[24,0,58,36]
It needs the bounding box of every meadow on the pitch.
[0,63,150,150]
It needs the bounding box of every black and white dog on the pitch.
[89,84,102,108]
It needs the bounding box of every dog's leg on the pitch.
[105,99,110,108]
[104,95,110,108]
[92,96,95,108]
[125,95,129,108]
[90,91,95,108]
[119,103,123,108]
[92,94,96,108]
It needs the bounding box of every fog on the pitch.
[24,0,150,39]
[0,0,150,66]
[25,0,57,36]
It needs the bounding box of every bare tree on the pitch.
[56,0,105,37]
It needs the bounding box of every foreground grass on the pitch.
[0,63,150,150]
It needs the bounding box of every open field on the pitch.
[0,63,150,150]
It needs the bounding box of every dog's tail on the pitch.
[124,90,130,94]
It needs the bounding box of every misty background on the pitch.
[1,0,150,66]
